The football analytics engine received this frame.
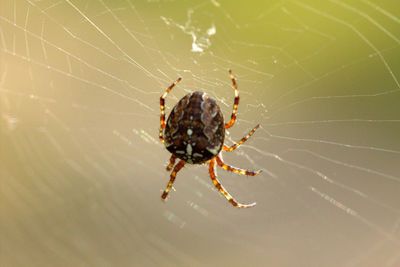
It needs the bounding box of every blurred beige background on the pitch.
[1,0,400,266]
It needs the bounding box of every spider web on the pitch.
[1,0,400,266]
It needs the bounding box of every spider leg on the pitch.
[223,124,260,152]
[225,70,240,129]
[209,158,256,208]
[166,154,177,171]
[159,77,182,143]
[161,160,186,200]
[216,155,262,176]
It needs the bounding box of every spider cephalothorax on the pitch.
[159,70,262,208]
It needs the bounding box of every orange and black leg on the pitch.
[223,124,260,152]
[166,154,177,171]
[208,158,256,208]
[161,160,186,200]
[225,70,240,129]
[159,77,182,143]
[216,155,262,176]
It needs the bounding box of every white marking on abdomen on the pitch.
[186,144,192,155]
[187,129,193,135]
[206,147,218,155]
[212,124,219,133]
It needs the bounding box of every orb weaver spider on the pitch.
[159,70,262,208]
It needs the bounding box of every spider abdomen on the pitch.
[164,91,225,164]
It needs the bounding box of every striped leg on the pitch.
[161,160,186,200]
[216,156,262,176]
[166,154,177,171]
[159,77,182,143]
[223,124,260,152]
[209,158,256,208]
[225,70,239,129]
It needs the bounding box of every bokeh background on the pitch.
[1,0,400,266]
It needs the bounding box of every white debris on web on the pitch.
[161,8,216,53]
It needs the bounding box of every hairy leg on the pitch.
[161,160,186,200]
[209,158,256,208]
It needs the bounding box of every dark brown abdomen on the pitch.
[164,91,225,164]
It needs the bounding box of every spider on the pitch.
[159,70,262,208]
